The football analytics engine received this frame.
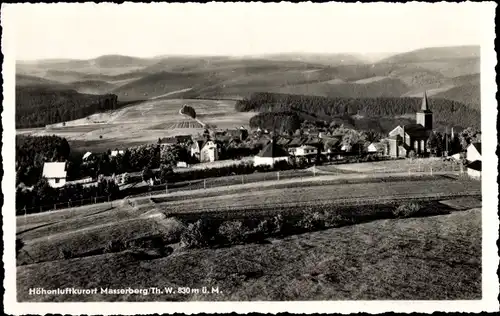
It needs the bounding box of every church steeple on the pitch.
[416,91,433,130]
[421,90,430,112]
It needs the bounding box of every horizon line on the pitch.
[16,44,480,63]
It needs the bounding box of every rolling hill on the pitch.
[379,45,480,64]
[15,45,481,123]
[236,92,480,134]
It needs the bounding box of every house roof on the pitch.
[368,142,386,151]
[467,160,482,171]
[275,136,292,146]
[288,137,306,147]
[42,162,67,179]
[323,137,342,150]
[471,142,482,155]
[403,124,432,139]
[82,152,92,160]
[305,135,322,146]
[175,135,192,143]
[257,141,289,158]
[159,137,177,144]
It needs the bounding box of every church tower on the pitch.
[416,91,433,130]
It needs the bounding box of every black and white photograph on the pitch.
[2,2,498,314]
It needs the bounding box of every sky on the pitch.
[4,2,489,61]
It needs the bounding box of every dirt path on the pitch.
[151,88,193,100]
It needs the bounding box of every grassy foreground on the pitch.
[17,208,481,301]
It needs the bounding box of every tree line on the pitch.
[235,92,480,132]
[16,86,119,128]
[16,135,71,186]
[16,178,120,214]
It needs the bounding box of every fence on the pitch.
[129,168,316,198]
[17,195,113,216]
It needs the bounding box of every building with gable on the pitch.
[388,92,434,157]
[191,138,219,162]
[42,162,67,188]
[254,140,290,167]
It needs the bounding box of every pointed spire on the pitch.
[421,91,430,112]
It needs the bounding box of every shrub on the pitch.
[180,218,218,248]
[271,214,285,234]
[324,213,348,227]
[298,211,326,231]
[104,240,126,253]
[218,220,248,244]
[160,217,186,243]
[393,202,422,218]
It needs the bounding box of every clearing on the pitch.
[16,98,253,152]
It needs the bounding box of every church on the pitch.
[387,91,433,158]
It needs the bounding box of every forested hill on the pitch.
[236,92,480,134]
[16,86,119,129]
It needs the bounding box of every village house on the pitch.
[388,91,434,157]
[466,142,482,163]
[191,139,219,162]
[159,135,192,147]
[467,160,481,180]
[226,127,249,141]
[254,140,290,167]
[110,150,125,157]
[367,142,388,155]
[322,136,343,158]
[288,144,318,157]
[82,151,92,161]
[42,162,67,188]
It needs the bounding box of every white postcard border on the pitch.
[2,2,498,314]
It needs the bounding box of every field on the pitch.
[17,206,481,301]
[318,158,464,174]
[16,171,481,301]
[16,98,253,152]
[151,177,480,215]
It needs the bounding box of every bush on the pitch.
[393,202,422,218]
[160,217,186,243]
[271,214,285,234]
[104,240,126,253]
[324,213,348,227]
[218,220,248,244]
[298,211,326,231]
[180,218,218,248]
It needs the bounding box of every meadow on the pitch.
[16,98,252,152]
[17,207,481,301]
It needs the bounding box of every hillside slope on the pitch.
[16,86,119,128]
[16,46,481,116]
[237,92,480,134]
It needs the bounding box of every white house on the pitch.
[42,162,67,188]
[191,140,218,163]
[176,161,188,168]
[254,141,290,167]
[82,152,92,161]
[466,142,481,163]
[110,150,125,157]
[367,142,387,155]
[467,160,481,180]
[451,152,463,161]
[288,145,318,157]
